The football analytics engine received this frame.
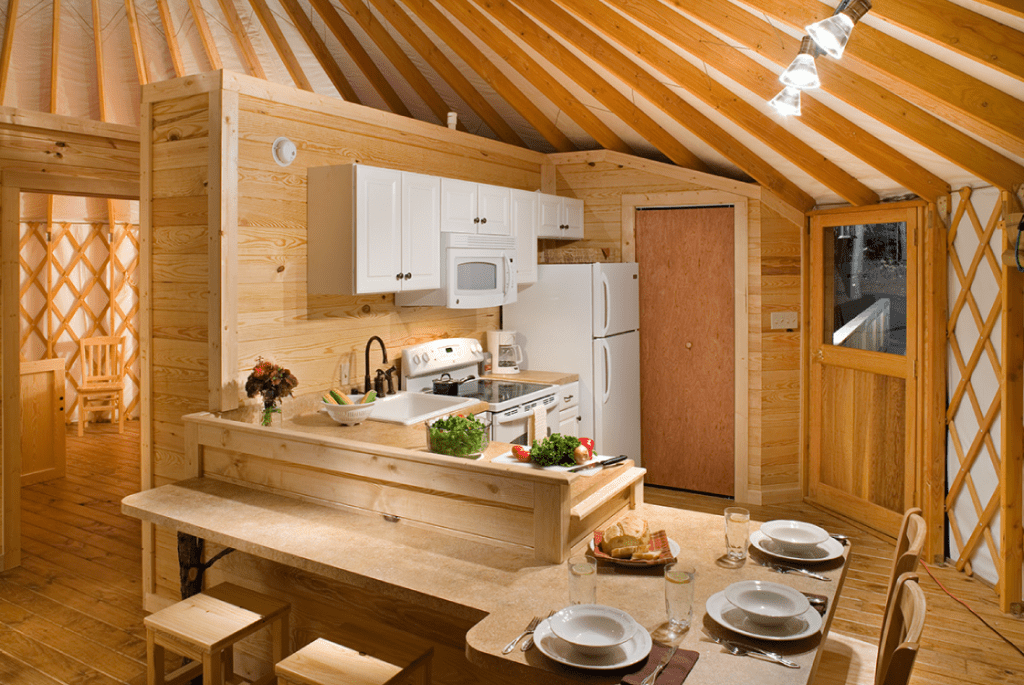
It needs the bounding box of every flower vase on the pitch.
[261,399,282,428]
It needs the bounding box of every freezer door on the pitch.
[592,331,641,463]
[592,263,639,337]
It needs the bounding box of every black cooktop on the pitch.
[450,378,553,404]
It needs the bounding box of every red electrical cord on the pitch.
[919,560,1024,659]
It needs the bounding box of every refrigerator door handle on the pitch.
[601,339,611,405]
[601,272,611,337]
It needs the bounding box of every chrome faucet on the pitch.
[364,336,388,394]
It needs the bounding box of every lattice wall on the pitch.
[18,207,140,421]
[946,186,1005,585]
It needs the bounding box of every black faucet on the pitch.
[384,366,397,395]
[364,336,388,394]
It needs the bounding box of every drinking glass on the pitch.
[724,507,750,560]
[567,555,597,605]
[664,561,696,633]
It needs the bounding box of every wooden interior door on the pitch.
[809,204,921,537]
[637,206,735,495]
[20,357,66,486]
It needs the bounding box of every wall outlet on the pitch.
[771,311,799,330]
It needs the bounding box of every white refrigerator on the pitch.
[503,263,641,463]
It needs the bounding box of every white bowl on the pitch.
[759,520,829,554]
[322,398,376,425]
[548,605,637,656]
[724,580,810,626]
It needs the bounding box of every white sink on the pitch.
[367,392,478,426]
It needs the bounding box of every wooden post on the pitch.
[2,184,22,569]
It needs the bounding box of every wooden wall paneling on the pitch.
[140,98,155,598]
[2,184,21,569]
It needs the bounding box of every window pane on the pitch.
[826,221,907,356]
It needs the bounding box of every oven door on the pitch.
[446,248,516,309]
[492,394,559,445]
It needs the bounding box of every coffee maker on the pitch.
[486,330,523,374]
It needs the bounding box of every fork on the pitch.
[703,630,800,669]
[521,610,555,651]
[758,559,832,581]
[640,644,679,685]
[502,615,540,654]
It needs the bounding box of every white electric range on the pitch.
[401,338,559,445]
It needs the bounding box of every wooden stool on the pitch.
[275,639,432,685]
[145,582,290,685]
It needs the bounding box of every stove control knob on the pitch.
[412,354,421,365]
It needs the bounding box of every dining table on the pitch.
[464,505,851,685]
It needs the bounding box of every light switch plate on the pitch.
[771,311,799,330]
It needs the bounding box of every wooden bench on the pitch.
[276,639,432,685]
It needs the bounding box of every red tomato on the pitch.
[512,445,532,462]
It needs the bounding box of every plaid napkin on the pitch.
[592,529,674,565]
[622,644,699,685]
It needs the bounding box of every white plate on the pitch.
[588,537,681,566]
[548,604,636,654]
[750,530,844,563]
[706,590,822,641]
[491,452,619,476]
[533,616,652,670]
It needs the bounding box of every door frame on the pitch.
[1,171,138,570]
[621,191,749,501]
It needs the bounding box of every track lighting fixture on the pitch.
[769,86,802,116]
[806,0,872,60]
[779,37,821,90]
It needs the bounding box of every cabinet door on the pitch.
[441,178,478,233]
[402,172,441,291]
[511,189,538,285]
[559,412,579,437]
[478,184,511,236]
[562,197,584,239]
[537,193,563,238]
[355,166,403,293]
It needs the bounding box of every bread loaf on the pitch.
[600,514,650,556]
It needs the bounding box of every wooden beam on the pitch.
[467,0,708,172]
[440,0,631,153]
[308,0,409,115]
[0,0,17,106]
[872,0,1024,83]
[671,0,1024,193]
[335,0,461,128]
[247,0,312,91]
[49,0,59,114]
[155,0,185,78]
[217,0,267,79]
[398,0,575,152]
[187,0,223,71]
[558,0,875,206]
[367,0,525,147]
[746,0,1024,156]
[972,0,1024,20]
[606,0,948,203]
[92,0,108,117]
[278,0,360,103]
[124,0,150,85]
[2,185,22,569]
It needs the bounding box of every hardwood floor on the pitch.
[0,422,1021,684]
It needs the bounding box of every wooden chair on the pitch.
[874,573,927,685]
[145,582,290,685]
[77,335,125,436]
[275,638,432,685]
[884,507,926,610]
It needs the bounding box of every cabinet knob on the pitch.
[685,342,692,349]
[404,272,412,279]
[396,273,403,280]
[480,217,487,224]
[473,217,480,224]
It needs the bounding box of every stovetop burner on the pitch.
[450,378,554,404]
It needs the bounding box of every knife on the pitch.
[566,454,629,473]
[641,644,679,685]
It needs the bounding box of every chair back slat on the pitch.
[79,336,123,386]
[884,507,925,611]
[875,573,926,685]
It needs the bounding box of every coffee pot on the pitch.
[486,330,523,374]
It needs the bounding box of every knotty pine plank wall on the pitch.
[547,153,803,504]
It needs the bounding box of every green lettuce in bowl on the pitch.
[427,413,488,458]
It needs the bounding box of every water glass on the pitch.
[567,555,597,605]
[724,507,750,560]
[664,561,696,633]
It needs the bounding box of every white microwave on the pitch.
[396,234,517,309]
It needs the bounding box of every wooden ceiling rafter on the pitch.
[156,0,185,78]
[366,0,525,147]
[673,0,1024,193]
[124,0,150,85]
[308,0,410,115]
[605,0,949,203]
[50,0,59,113]
[501,0,814,209]
[217,0,267,79]
[972,0,1024,19]
[468,0,709,174]
[91,0,107,117]
[187,0,224,71]
[397,0,575,152]
[555,0,875,206]
[335,0,466,129]
[871,0,1024,82]
[278,0,361,102]
[440,0,632,153]
[0,0,17,105]
[247,0,313,91]
[745,0,1024,156]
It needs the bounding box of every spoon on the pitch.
[830,534,850,545]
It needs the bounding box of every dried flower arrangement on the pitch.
[245,357,298,426]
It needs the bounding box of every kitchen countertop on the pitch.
[483,370,579,385]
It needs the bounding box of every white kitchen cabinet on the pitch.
[558,381,580,437]
[537,193,584,240]
[441,178,511,235]
[511,189,538,286]
[307,164,440,295]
